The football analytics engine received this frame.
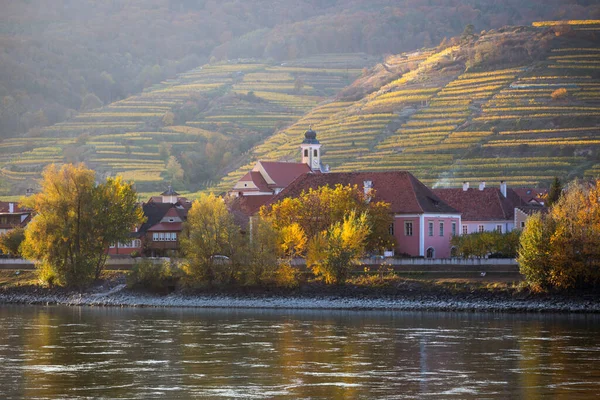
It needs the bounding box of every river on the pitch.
[0,305,599,399]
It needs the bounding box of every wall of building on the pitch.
[423,216,460,258]
[393,216,420,257]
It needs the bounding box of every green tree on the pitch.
[307,211,370,285]
[80,93,103,111]
[166,155,185,185]
[547,176,562,207]
[21,164,143,286]
[0,227,25,257]
[180,193,244,285]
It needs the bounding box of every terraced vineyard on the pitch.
[216,22,600,191]
[3,22,600,196]
[0,54,374,195]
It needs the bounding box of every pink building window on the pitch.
[462,225,468,235]
[478,225,484,233]
[428,221,433,237]
[452,222,457,236]
[439,221,444,236]
[405,221,413,236]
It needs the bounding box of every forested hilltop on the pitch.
[1,0,598,140]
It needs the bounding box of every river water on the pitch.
[0,305,599,399]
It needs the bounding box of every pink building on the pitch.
[270,171,461,258]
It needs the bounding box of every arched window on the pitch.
[426,247,435,259]
[314,149,318,157]
[304,149,308,157]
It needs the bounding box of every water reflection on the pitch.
[0,306,599,399]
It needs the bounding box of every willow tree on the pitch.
[21,164,143,286]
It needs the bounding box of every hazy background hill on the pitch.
[1,0,599,140]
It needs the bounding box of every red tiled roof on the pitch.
[433,187,524,221]
[269,171,458,214]
[258,161,311,188]
[229,194,275,217]
[0,202,30,214]
[148,222,183,232]
[164,207,181,218]
[241,171,271,192]
[512,188,548,204]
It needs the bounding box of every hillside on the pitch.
[0,53,376,195]
[1,21,600,197]
[1,0,598,140]
[212,21,600,192]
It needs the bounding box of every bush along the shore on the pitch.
[518,179,600,291]
[127,259,183,292]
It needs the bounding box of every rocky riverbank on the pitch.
[0,277,598,313]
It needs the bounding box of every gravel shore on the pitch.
[1,283,598,313]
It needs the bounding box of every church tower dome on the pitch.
[300,125,322,172]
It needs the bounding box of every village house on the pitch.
[108,187,191,256]
[0,201,32,235]
[433,181,531,235]
[268,171,461,258]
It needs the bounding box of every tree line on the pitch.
[4,163,599,292]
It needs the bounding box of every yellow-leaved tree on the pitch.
[518,179,600,290]
[180,193,245,285]
[307,211,371,285]
[21,164,144,287]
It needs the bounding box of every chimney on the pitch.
[462,181,469,191]
[363,180,373,196]
[8,203,14,213]
[500,181,507,198]
[479,181,486,191]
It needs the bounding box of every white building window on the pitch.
[496,225,503,233]
[478,225,485,233]
[153,233,159,241]
[521,221,526,228]
[462,225,468,235]
[404,221,413,236]
[428,221,434,237]
[159,232,165,241]
[439,222,444,237]
[452,222,457,236]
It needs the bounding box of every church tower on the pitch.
[301,126,322,172]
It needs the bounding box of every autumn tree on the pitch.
[21,164,144,286]
[518,179,600,290]
[180,193,245,285]
[0,227,25,257]
[307,211,371,285]
[262,184,394,253]
[246,217,280,285]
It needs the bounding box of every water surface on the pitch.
[1,305,599,399]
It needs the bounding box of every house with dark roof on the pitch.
[268,171,461,259]
[108,187,191,256]
[433,181,528,235]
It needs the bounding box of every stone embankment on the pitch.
[0,283,598,313]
